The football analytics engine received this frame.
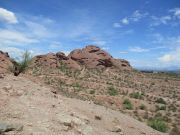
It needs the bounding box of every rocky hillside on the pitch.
[0,74,167,135]
[0,51,13,74]
[0,46,179,135]
[31,45,132,70]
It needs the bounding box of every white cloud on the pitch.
[151,15,171,26]
[49,41,61,49]
[0,8,18,24]
[169,8,180,19]
[129,46,149,53]
[121,18,129,25]
[0,29,38,44]
[158,48,180,64]
[119,51,128,54]
[93,40,106,46]
[63,51,70,56]
[24,20,56,38]
[155,35,180,66]
[114,10,148,28]
[113,22,121,28]
[0,45,24,58]
[131,10,148,22]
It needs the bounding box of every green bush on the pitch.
[156,105,166,111]
[89,90,95,94]
[123,99,133,110]
[130,92,143,99]
[156,98,166,104]
[108,86,118,96]
[148,118,168,132]
[139,104,146,110]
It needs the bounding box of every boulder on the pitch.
[68,45,113,69]
[0,122,23,133]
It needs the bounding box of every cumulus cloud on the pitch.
[158,48,180,64]
[156,35,180,66]
[0,8,18,24]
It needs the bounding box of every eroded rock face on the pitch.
[68,45,131,70]
[32,45,132,70]
[32,52,81,70]
[0,51,13,74]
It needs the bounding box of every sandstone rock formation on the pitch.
[0,51,13,74]
[68,45,131,70]
[32,45,132,70]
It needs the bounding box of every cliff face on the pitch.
[0,51,13,74]
[32,45,132,70]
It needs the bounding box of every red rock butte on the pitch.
[0,45,132,74]
[32,45,132,70]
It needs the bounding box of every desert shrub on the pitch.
[89,90,95,94]
[59,61,67,72]
[148,118,168,132]
[156,105,166,111]
[10,50,32,76]
[156,98,166,104]
[108,86,118,96]
[139,104,146,110]
[130,92,143,99]
[123,99,133,110]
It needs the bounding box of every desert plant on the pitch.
[129,92,143,99]
[90,90,95,94]
[156,98,166,104]
[108,86,118,96]
[139,104,146,110]
[123,99,133,110]
[10,50,32,76]
[148,118,168,132]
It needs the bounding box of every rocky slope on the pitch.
[0,74,166,135]
[31,45,132,70]
[0,51,13,74]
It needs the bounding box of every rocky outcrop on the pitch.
[32,52,81,70]
[68,45,132,70]
[0,51,13,74]
[32,45,132,70]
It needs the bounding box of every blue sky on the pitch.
[0,0,180,69]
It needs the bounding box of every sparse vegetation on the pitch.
[90,90,95,94]
[123,99,133,110]
[10,50,32,76]
[129,92,143,99]
[139,104,146,110]
[108,86,118,96]
[148,118,168,132]
[156,98,166,104]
